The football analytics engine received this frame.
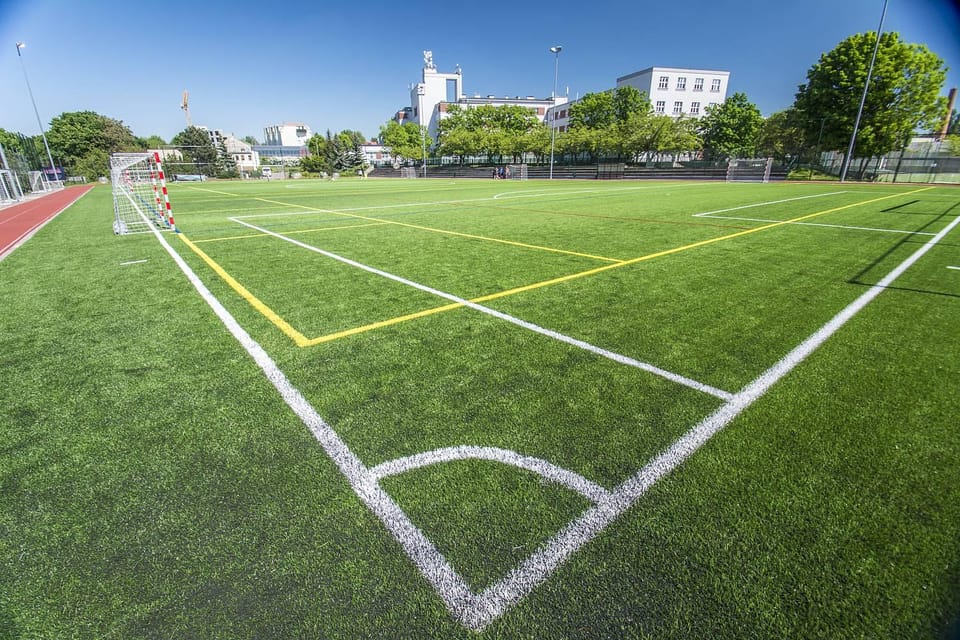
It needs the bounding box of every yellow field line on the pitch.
[192,222,389,244]
[178,185,932,347]
[304,186,933,344]
[242,196,623,263]
[178,234,310,346]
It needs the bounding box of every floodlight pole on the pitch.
[417,83,427,178]
[839,0,888,182]
[16,42,60,186]
[549,45,562,180]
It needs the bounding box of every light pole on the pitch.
[417,83,427,178]
[549,45,562,180]
[16,42,60,187]
[839,0,888,182]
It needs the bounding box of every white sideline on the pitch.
[230,217,733,400]
[371,446,611,504]
[690,191,847,217]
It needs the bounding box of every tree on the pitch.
[698,92,763,160]
[171,126,218,176]
[143,135,166,149]
[379,120,431,165]
[242,135,259,145]
[44,111,142,176]
[757,109,809,165]
[793,31,947,171]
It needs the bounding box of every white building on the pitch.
[263,123,312,147]
[402,51,562,146]
[547,66,730,132]
[616,66,729,118]
[223,135,260,173]
[360,140,393,167]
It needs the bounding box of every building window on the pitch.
[690,102,700,115]
[658,76,669,90]
[673,101,683,115]
[693,77,704,92]
[655,100,666,114]
[676,77,686,90]
[711,79,721,92]
[560,110,567,118]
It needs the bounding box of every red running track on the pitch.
[0,185,95,261]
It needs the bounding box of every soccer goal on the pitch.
[400,167,418,179]
[507,164,528,180]
[726,157,774,183]
[111,152,176,235]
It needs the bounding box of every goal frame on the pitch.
[726,157,774,183]
[111,152,177,235]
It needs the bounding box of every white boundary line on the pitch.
[690,191,848,217]
[119,259,148,266]
[231,218,732,400]
[145,193,960,631]
[948,266,960,271]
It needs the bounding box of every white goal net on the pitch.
[726,157,774,183]
[507,164,528,180]
[111,152,176,235]
[400,167,418,179]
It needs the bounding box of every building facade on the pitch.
[263,123,312,147]
[546,66,730,132]
[401,51,563,147]
[616,66,729,118]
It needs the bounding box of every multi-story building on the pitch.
[400,51,564,147]
[616,66,729,118]
[547,66,730,132]
[263,123,312,147]
[223,135,260,173]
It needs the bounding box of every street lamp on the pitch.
[549,45,562,180]
[550,45,563,180]
[15,42,60,187]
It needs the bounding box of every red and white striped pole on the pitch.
[150,168,164,222]
[153,151,177,232]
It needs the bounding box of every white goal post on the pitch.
[507,164,528,180]
[111,152,177,235]
[726,157,774,183]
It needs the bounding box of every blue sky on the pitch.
[2,0,958,144]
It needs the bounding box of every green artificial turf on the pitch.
[1,178,958,638]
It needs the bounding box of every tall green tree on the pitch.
[171,126,218,176]
[793,31,947,168]
[757,108,809,165]
[45,111,143,175]
[698,92,764,160]
[379,120,431,165]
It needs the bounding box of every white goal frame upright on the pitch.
[111,152,177,235]
[726,157,773,183]
[507,164,528,180]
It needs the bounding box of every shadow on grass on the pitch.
[847,199,960,299]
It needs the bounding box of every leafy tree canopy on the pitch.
[698,92,764,160]
[46,111,142,171]
[171,126,218,176]
[379,120,432,163]
[793,31,947,157]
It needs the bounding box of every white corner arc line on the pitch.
[458,200,960,630]
[371,446,611,504]
[230,217,732,400]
